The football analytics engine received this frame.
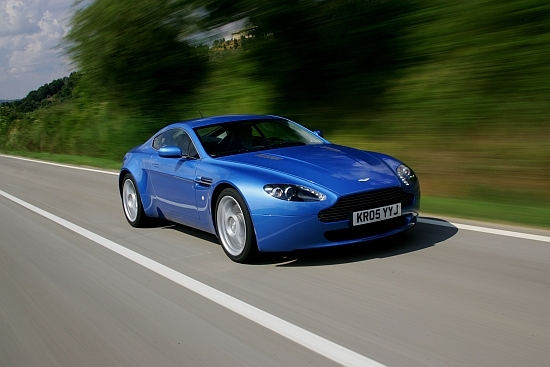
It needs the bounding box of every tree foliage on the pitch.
[0,72,80,113]
[64,0,208,116]
[62,0,415,115]
[202,0,416,110]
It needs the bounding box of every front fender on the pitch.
[199,159,338,218]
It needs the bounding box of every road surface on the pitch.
[0,154,548,367]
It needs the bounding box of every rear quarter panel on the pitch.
[120,146,157,216]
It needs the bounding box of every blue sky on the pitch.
[0,1,243,101]
[0,0,74,100]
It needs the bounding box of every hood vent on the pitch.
[319,145,342,153]
[255,154,283,160]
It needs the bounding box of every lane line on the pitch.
[0,154,118,175]
[2,153,547,242]
[418,218,549,243]
[0,189,386,367]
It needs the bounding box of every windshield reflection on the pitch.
[194,119,322,157]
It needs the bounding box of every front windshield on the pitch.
[194,119,324,157]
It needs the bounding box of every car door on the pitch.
[149,128,199,219]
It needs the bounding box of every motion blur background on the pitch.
[1,0,548,227]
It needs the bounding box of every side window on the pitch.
[152,129,179,150]
[173,130,190,153]
[152,133,163,150]
[173,129,200,158]
[188,141,199,158]
[153,128,200,158]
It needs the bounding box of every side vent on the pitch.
[195,176,213,186]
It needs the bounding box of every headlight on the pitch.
[396,164,417,186]
[264,184,326,201]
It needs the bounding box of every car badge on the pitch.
[358,178,370,182]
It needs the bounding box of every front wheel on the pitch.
[215,188,257,263]
[121,174,150,227]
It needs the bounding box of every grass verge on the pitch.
[421,196,549,229]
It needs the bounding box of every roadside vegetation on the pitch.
[1,0,548,228]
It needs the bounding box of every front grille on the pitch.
[318,187,414,223]
[324,216,408,242]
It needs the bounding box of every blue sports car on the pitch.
[119,114,420,262]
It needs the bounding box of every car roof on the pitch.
[166,114,285,130]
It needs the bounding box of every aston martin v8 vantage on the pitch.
[119,115,420,262]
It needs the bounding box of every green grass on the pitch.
[421,196,549,229]
[2,150,548,229]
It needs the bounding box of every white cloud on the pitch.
[0,0,42,36]
[0,0,73,100]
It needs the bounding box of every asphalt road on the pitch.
[0,155,548,367]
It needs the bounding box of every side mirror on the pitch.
[313,130,324,138]
[158,146,183,158]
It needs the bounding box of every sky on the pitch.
[0,1,244,101]
[0,0,73,100]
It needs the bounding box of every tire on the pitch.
[121,174,150,227]
[215,188,257,263]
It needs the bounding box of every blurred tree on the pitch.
[64,0,208,117]
[60,72,81,99]
[202,0,416,112]
[4,73,81,113]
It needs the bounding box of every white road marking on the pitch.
[0,154,118,175]
[1,153,547,242]
[0,189,386,367]
[418,218,549,243]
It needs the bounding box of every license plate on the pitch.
[351,203,401,226]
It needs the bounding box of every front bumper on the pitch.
[252,209,419,252]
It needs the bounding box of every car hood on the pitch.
[220,144,401,194]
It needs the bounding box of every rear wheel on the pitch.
[215,188,257,263]
[121,174,150,227]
